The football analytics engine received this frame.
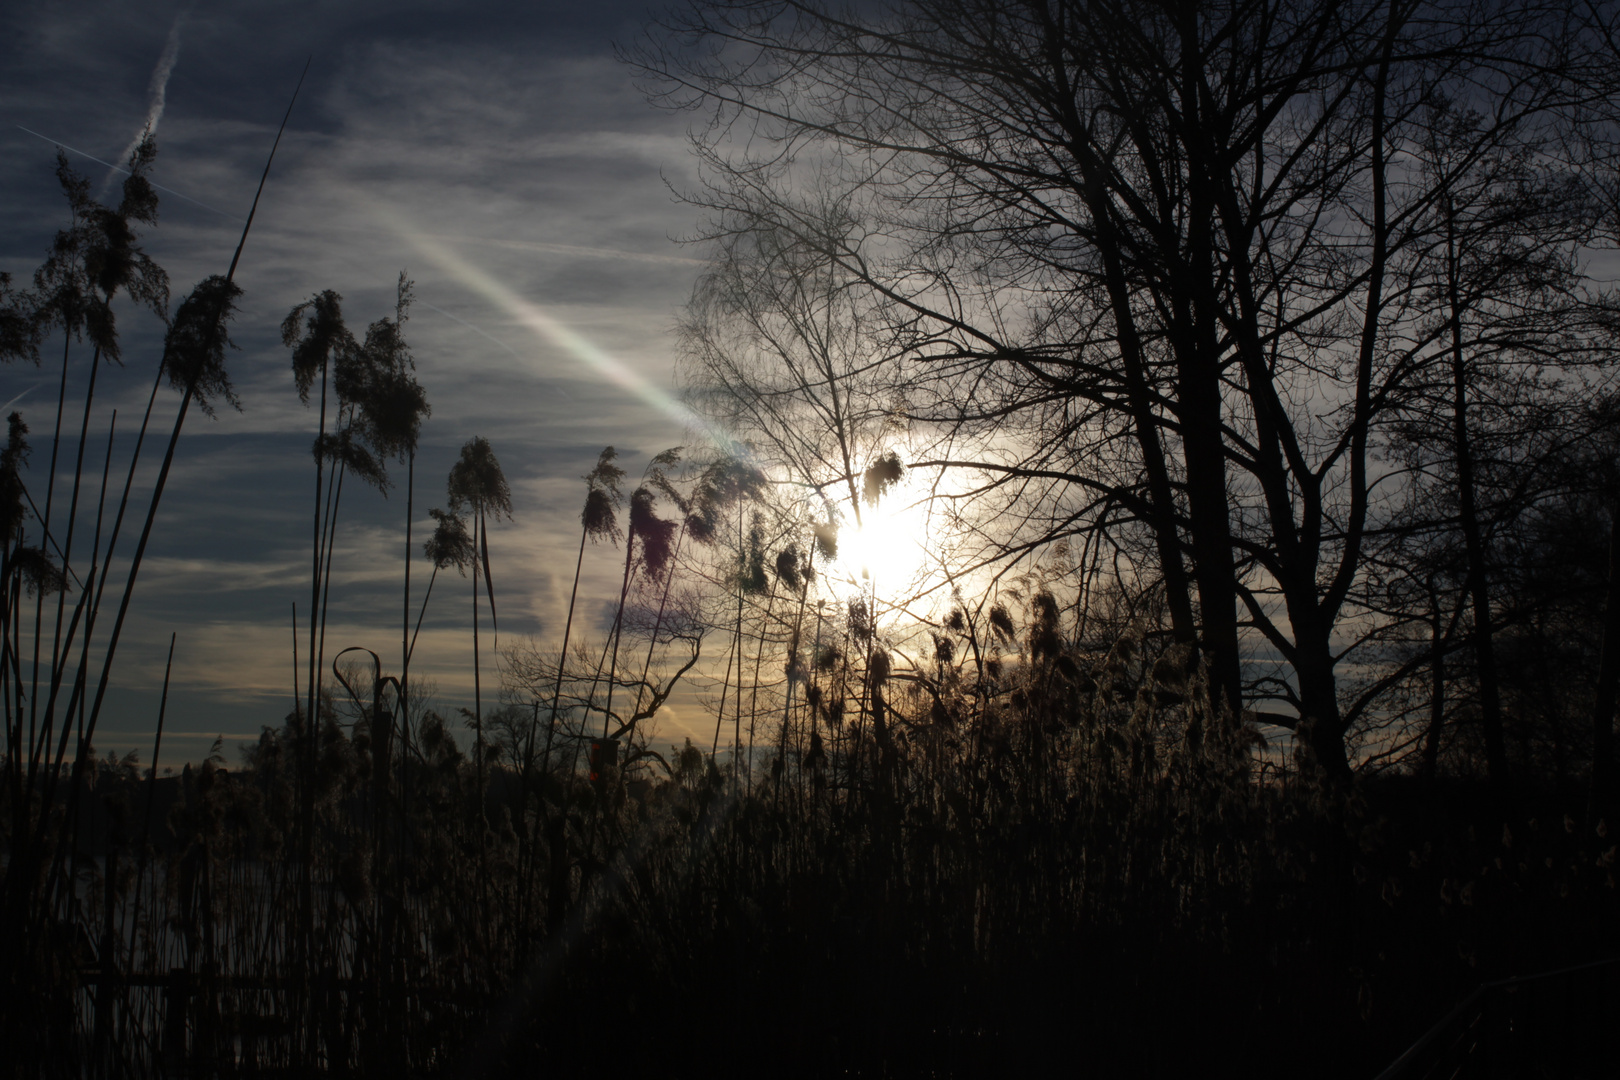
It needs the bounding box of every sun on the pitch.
[829,483,934,599]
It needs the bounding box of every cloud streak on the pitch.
[103,9,187,198]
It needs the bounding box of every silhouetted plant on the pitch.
[543,446,623,769]
[282,288,357,737]
[0,274,39,365]
[414,507,475,661]
[586,456,681,753]
[354,275,431,735]
[2,86,296,1077]
[446,436,511,809]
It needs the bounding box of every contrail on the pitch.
[416,301,575,403]
[102,10,187,199]
[440,233,708,269]
[15,125,238,220]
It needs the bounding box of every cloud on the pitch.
[1,2,715,761]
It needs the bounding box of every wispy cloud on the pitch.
[1,3,715,760]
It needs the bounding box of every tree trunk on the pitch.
[1423,580,1446,783]
[1449,218,1510,795]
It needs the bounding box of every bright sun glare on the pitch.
[829,483,935,600]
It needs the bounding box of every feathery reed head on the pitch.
[812,520,838,560]
[362,365,430,462]
[862,451,903,506]
[425,507,474,574]
[448,436,511,520]
[312,430,388,491]
[988,603,1015,643]
[848,598,872,642]
[32,145,169,361]
[0,413,29,545]
[629,485,679,580]
[586,445,625,496]
[10,546,68,597]
[162,275,242,417]
[0,274,40,365]
[582,487,622,545]
[282,290,355,403]
[775,545,802,592]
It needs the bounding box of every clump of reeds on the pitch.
[5,137,1618,1079]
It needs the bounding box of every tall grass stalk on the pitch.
[1,63,305,1075]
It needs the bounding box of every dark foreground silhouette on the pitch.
[10,662,1618,1078]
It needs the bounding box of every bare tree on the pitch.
[637,0,1619,779]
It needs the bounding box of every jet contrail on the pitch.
[416,301,578,398]
[15,125,238,220]
[103,11,187,199]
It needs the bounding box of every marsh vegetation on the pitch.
[7,1,1620,1075]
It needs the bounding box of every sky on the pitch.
[0,0,721,766]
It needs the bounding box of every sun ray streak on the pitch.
[381,216,732,443]
[416,300,575,403]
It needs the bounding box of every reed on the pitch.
[2,114,1617,1080]
[1,65,306,1075]
[7,514,1619,1076]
